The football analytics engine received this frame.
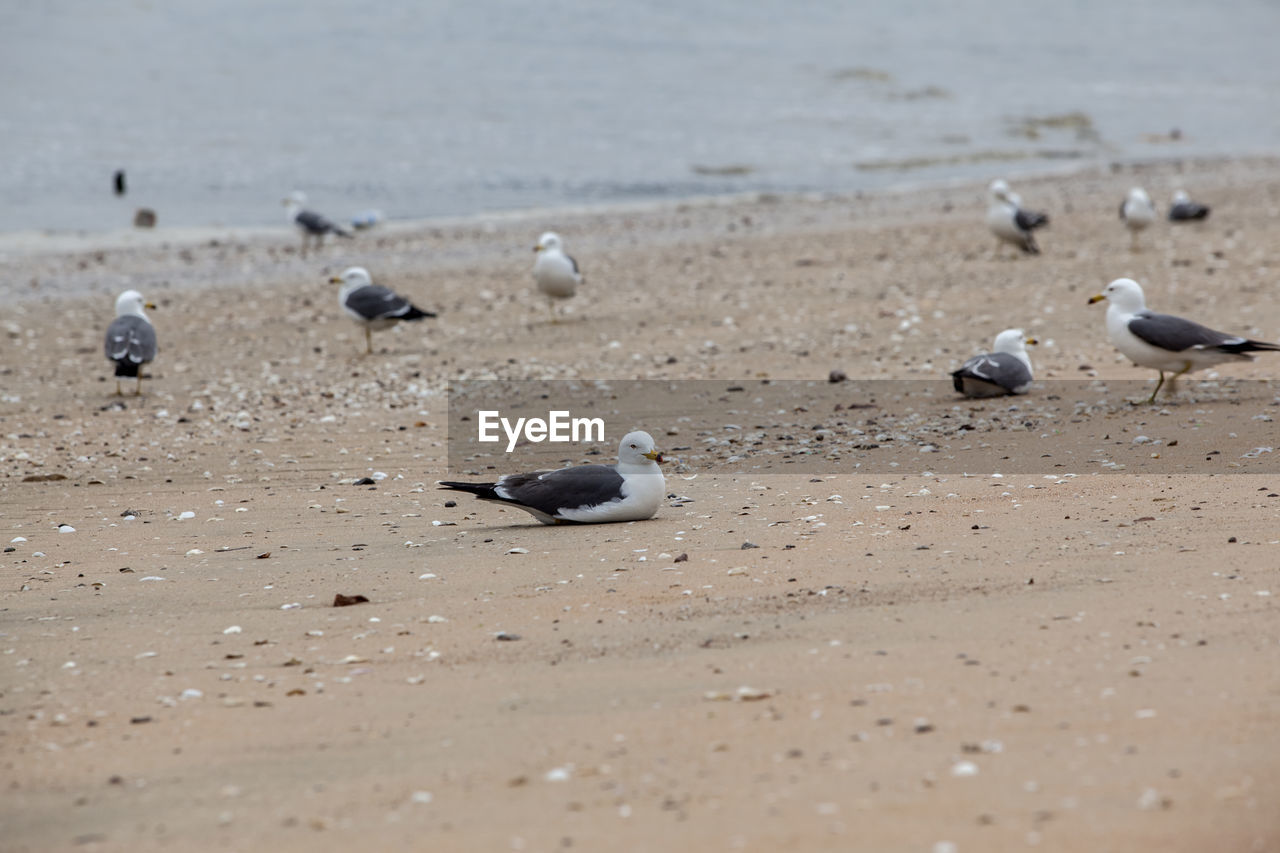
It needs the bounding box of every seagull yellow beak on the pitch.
[533,245,542,253]
[328,275,343,284]
[643,449,664,463]
[1025,336,1038,346]
[1087,294,1107,304]
[145,302,157,310]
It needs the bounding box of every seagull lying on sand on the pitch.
[283,191,351,256]
[1088,278,1280,402]
[533,231,583,317]
[439,430,665,525]
[330,267,437,354]
[1119,187,1156,250]
[985,179,1049,255]
[104,290,157,395]
[1168,190,1210,222]
[952,328,1037,397]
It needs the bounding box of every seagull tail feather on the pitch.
[403,305,438,321]
[1220,338,1280,355]
[438,481,499,500]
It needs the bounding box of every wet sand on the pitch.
[3,157,1279,852]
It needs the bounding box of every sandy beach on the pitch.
[3,156,1279,852]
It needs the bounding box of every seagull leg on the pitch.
[135,374,144,396]
[1146,371,1166,404]
[115,378,122,396]
[548,298,559,324]
[1129,230,1140,252]
[365,327,373,355]
[1166,362,1193,398]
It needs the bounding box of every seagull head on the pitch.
[1127,187,1152,205]
[618,430,663,465]
[1088,278,1147,311]
[115,289,156,317]
[1172,190,1190,204]
[329,267,372,288]
[993,328,1037,353]
[988,179,1011,202]
[534,232,564,253]
[283,191,307,207]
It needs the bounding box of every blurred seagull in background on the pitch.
[532,231,583,318]
[985,179,1049,255]
[1119,187,1156,250]
[1168,190,1210,222]
[330,266,437,354]
[104,289,157,395]
[284,191,352,256]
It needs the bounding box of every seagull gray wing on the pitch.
[495,465,627,517]
[952,353,1031,395]
[295,209,350,237]
[1014,208,1049,231]
[104,316,157,365]
[1169,201,1210,221]
[343,284,421,321]
[1127,311,1242,353]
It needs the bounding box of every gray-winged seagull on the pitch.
[1088,277,1279,402]
[439,430,665,525]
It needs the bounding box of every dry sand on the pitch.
[3,157,1279,852]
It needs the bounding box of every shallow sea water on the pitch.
[2,0,1278,232]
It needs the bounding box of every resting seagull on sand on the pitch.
[532,231,583,317]
[439,431,665,525]
[1088,278,1280,403]
[104,290,157,395]
[1168,190,1210,222]
[283,191,351,256]
[985,179,1049,255]
[330,267,437,354]
[1119,187,1156,250]
[952,328,1038,397]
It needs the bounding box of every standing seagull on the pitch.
[951,328,1038,397]
[985,180,1048,255]
[1168,190,1210,222]
[532,231,583,317]
[283,191,351,256]
[1088,278,1280,403]
[329,267,437,354]
[103,290,158,396]
[1119,187,1156,250]
[439,431,665,525]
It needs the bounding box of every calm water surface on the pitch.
[2,0,1277,232]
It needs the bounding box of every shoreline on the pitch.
[2,151,1270,268]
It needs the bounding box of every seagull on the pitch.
[283,191,352,256]
[951,328,1038,397]
[329,267,437,354]
[1088,278,1280,402]
[1119,187,1156,250]
[104,290,158,395]
[532,231,583,317]
[1168,190,1210,222]
[985,179,1049,255]
[439,430,665,525]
